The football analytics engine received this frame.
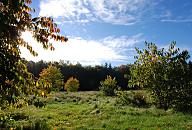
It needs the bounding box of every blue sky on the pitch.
[20,0,192,66]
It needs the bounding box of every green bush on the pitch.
[99,75,118,96]
[116,90,150,107]
[172,87,192,112]
[64,77,80,92]
[132,91,148,107]
[12,99,28,108]
[116,91,133,105]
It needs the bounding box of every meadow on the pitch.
[1,91,192,130]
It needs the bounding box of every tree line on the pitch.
[26,61,131,91]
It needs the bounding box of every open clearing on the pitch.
[2,91,192,130]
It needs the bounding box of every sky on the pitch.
[20,0,192,66]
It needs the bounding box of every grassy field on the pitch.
[1,91,192,130]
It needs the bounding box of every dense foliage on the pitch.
[99,75,118,96]
[129,42,192,111]
[0,0,67,106]
[64,77,80,92]
[38,65,64,93]
[27,61,130,91]
[116,90,150,107]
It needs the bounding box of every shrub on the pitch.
[99,75,118,96]
[64,77,80,92]
[132,91,148,107]
[13,99,28,108]
[116,91,133,105]
[116,90,150,107]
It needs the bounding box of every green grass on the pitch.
[1,91,192,130]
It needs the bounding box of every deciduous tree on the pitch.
[38,65,64,93]
[129,42,192,111]
[0,0,67,105]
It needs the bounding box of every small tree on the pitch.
[99,75,118,96]
[38,65,64,93]
[129,42,192,111]
[64,77,80,92]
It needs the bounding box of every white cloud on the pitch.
[20,32,143,65]
[102,34,143,49]
[161,19,192,23]
[39,0,155,25]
